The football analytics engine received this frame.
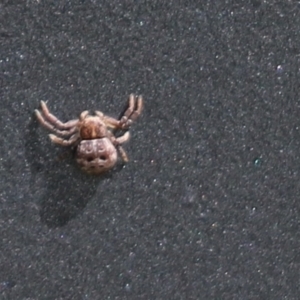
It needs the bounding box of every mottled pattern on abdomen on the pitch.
[76,138,117,175]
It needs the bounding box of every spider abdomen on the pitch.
[76,138,117,175]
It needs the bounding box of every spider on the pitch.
[35,94,143,175]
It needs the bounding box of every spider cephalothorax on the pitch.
[35,94,143,175]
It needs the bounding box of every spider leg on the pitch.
[35,109,78,137]
[38,101,79,129]
[118,146,129,162]
[119,94,143,129]
[102,94,143,130]
[101,115,120,130]
[80,110,89,120]
[116,134,130,162]
[49,133,80,147]
[124,94,143,120]
[95,110,119,129]
[95,111,104,118]
[115,131,130,144]
[107,131,130,162]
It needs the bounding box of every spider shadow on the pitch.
[25,114,123,228]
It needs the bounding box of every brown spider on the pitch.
[35,94,143,175]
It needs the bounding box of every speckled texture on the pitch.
[1,1,300,299]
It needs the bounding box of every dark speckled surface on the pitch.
[1,1,300,299]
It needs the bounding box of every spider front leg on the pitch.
[35,101,79,137]
[100,94,143,130]
[120,94,143,129]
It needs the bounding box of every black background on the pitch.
[1,1,300,299]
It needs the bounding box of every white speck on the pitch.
[276,65,283,74]
[125,283,131,292]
